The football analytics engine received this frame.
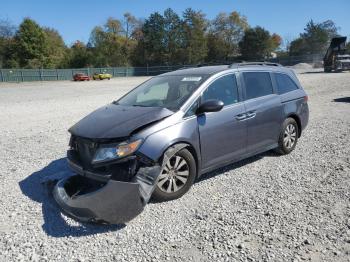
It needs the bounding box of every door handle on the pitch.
[235,113,246,121]
[246,111,256,119]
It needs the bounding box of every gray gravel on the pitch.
[0,71,349,261]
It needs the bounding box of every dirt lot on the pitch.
[0,71,349,261]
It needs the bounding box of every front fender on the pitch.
[138,117,201,164]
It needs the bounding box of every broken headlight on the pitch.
[93,139,142,164]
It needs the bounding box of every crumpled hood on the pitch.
[69,104,174,139]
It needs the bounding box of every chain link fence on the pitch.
[0,54,324,82]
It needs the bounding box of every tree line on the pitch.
[0,8,347,69]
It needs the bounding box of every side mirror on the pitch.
[196,99,224,115]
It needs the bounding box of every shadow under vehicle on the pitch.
[324,37,350,72]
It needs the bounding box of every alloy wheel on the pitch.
[283,124,297,149]
[157,155,189,193]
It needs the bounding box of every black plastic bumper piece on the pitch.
[54,152,161,224]
[53,175,144,224]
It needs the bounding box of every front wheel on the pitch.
[152,148,196,202]
[274,118,299,155]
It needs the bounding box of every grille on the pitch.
[70,136,97,168]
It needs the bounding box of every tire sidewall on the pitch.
[278,118,299,154]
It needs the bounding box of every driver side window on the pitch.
[202,74,239,106]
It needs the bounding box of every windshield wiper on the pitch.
[132,104,150,107]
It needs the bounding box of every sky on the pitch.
[2,0,350,46]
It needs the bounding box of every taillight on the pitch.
[304,95,308,102]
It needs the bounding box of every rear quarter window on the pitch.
[274,73,299,94]
[242,72,273,100]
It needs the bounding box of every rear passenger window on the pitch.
[275,73,299,94]
[243,72,273,100]
[202,74,239,106]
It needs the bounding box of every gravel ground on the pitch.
[0,71,349,261]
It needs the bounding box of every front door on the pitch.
[198,74,247,171]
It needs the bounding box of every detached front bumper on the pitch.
[53,144,187,224]
[53,150,161,224]
[53,175,144,224]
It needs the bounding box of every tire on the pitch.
[274,118,299,155]
[324,67,332,73]
[108,78,110,80]
[152,148,196,202]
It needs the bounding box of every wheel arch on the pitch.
[158,141,200,178]
[286,113,302,137]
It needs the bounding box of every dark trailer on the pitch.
[324,37,350,72]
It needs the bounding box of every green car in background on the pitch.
[93,72,112,80]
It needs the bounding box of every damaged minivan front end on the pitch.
[53,104,175,224]
[53,142,162,224]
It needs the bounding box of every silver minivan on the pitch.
[54,63,309,224]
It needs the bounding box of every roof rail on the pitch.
[177,64,203,70]
[177,62,231,71]
[229,62,282,68]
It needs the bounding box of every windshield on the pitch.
[116,75,206,111]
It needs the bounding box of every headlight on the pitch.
[93,139,142,163]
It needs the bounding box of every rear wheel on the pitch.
[274,118,299,155]
[152,148,196,202]
[324,67,332,73]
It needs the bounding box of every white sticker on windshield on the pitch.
[181,77,202,82]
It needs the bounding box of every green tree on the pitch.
[89,19,129,67]
[0,19,17,68]
[67,41,92,68]
[271,33,282,50]
[43,28,67,68]
[182,8,208,64]
[163,8,185,64]
[15,18,49,68]
[123,12,139,39]
[207,11,248,62]
[105,17,123,34]
[289,20,339,55]
[139,12,166,65]
[122,13,140,64]
[239,26,276,60]
[133,9,187,66]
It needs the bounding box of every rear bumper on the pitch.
[301,102,309,132]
